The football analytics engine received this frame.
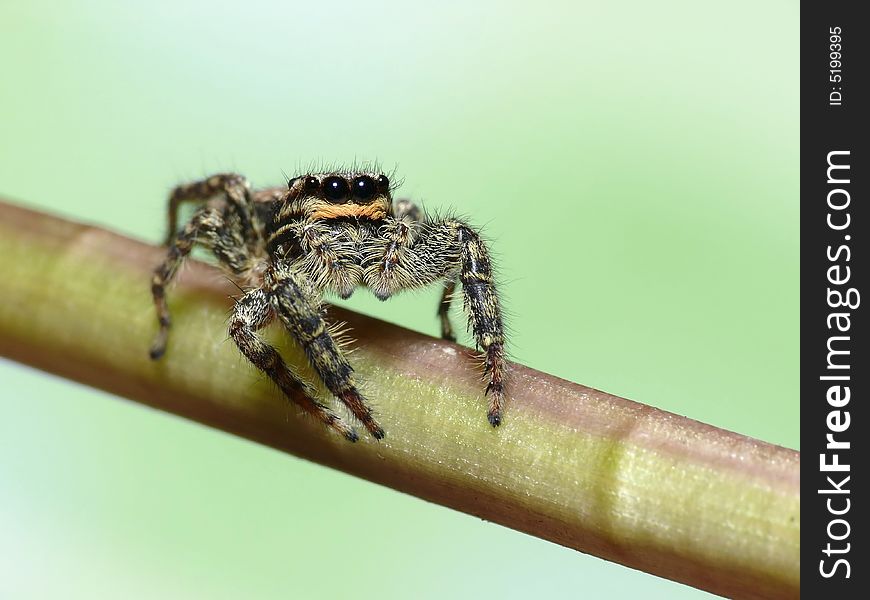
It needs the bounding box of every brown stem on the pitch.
[0,199,799,599]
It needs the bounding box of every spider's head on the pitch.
[289,172,392,221]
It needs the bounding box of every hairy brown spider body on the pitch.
[150,168,507,441]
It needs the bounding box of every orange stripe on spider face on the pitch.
[310,199,389,221]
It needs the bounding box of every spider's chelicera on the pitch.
[149,168,507,441]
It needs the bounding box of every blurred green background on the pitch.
[0,0,798,598]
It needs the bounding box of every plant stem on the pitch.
[0,199,799,599]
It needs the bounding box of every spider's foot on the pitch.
[438,317,456,343]
[350,416,383,441]
[335,389,385,440]
[149,332,168,360]
[484,343,506,427]
[356,409,385,441]
[318,405,359,442]
[486,382,504,426]
[149,314,171,360]
[368,422,385,440]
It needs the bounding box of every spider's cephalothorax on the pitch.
[149,168,507,441]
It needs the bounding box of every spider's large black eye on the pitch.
[322,176,350,202]
[352,176,377,201]
[376,174,390,192]
[303,176,320,194]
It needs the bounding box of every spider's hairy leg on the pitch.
[230,290,358,442]
[437,280,458,342]
[270,268,385,440]
[392,198,461,340]
[150,207,235,359]
[453,223,508,426]
[166,173,255,245]
[366,217,508,426]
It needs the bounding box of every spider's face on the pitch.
[289,172,392,221]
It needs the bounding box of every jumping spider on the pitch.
[149,168,507,441]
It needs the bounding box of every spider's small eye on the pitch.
[323,176,350,202]
[303,176,320,194]
[352,176,377,201]
[376,174,390,192]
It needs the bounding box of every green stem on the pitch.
[0,200,799,599]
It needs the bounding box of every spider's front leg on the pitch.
[367,217,508,426]
[229,290,359,442]
[269,267,384,440]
